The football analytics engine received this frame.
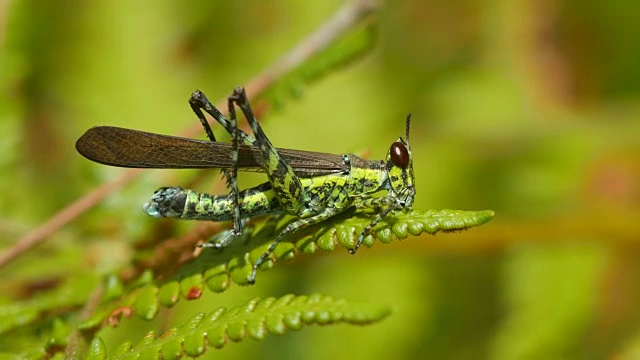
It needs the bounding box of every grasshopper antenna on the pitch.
[405,113,412,145]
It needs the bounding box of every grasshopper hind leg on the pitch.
[189,88,323,284]
[188,90,249,246]
[226,94,243,240]
[229,87,306,216]
[189,90,257,146]
[200,218,252,249]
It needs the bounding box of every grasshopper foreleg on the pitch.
[350,196,402,254]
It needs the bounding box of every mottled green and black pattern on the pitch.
[144,157,388,223]
[76,87,416,285]
[229,89,306,215]
[145,183,279,221]
[144,88,416,283]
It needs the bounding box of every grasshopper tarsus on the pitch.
[189,90,217,143]
[197,243,218,249]
[348,234,365,254]
[247,269,258,285]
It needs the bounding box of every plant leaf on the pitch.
[85,294,390,359]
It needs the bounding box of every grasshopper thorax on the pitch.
[385,114,415,209]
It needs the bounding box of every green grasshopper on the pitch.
[76,87,415,284]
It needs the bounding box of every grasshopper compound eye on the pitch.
[390,141,409,169]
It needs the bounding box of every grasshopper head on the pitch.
[385,114,415,209]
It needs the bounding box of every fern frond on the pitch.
[78,209,493,327]
[85,294,390,359]
[0,275,97,335]
[193,208,496,288]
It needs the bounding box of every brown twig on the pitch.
[0,0,379,269]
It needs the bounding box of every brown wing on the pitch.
[75,126,349,177]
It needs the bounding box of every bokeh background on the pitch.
[1,0,639,358]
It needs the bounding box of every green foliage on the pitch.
[0,274,97,335]
[86,294,390,359]
[11,0,640,358]
[260,22,378,109]
[69,209,493,331]
[0,2,496,358]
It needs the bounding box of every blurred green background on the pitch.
[1,0,640,359]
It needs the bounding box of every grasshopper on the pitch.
[76,87,415,284]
